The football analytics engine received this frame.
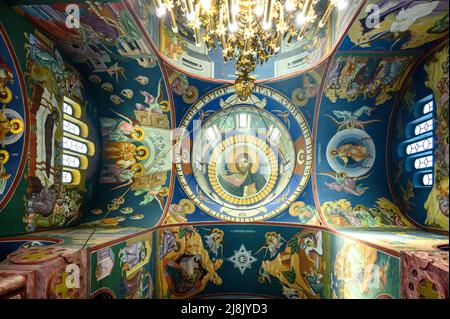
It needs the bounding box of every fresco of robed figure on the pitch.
[217,151,267,198]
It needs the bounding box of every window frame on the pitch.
[398,94,435,188]
[61,96,94,186]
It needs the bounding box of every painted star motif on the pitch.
[227,244,257,275]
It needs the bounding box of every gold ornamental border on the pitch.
[207,135,278,205]
[175,85,314,222]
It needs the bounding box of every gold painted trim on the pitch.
[207,135,278,205]
[175,85,314,222]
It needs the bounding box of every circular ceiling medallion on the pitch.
[175,85,312,222]
[208,134,278,205]
[326,128,376,178]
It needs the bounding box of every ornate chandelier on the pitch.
[153,0,349,98]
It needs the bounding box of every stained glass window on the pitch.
[422,173,433,186]
[62,97,93,185]
[63,101,73,116]
[405,137,433,155]
[63,137,88,154]
[63,120,81,135]
[62,171,73,184]
[423,101,433,114]
[414,119,433,136]
[414,155,433,170]
[402,96,435,188]
[63,154,80,168]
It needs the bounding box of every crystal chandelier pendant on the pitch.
[153,0,349,95]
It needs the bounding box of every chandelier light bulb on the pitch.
[296,13,306,26]
[150,0,344,85]
[186,11,195,21]
[255,0,264,16]
[232,3,239,15]
[155,5,166,17]
[229,22,239,33]
[200,0,211,11]
[336,0,348,10]
[154,0,166,17]
[285,0,295,12]
[262,21,272,31]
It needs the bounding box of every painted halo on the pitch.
[176,85,313,222]
[208,135,278,205]
[326,128,376,177]
[182,85,199,104]
[0,27,28,209]
[0,106,25,147]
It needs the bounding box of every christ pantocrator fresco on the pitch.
[176,86,313,222]
[218,152,267,198]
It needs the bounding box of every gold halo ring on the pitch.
[0,150,10,164]
[0,87,12,104]
[135,145,149,161]
[131,127,145,141]
[9,118,24,134]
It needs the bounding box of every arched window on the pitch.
[62,171,73,184]
[63,154,81,168]
[398,95,435,188]
[405,137,433,155]
[61,97,95,185]
[63,136,88,154]
[63,120,81,135]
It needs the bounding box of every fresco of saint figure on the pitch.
[218,152,267,198]
[329,143,372,167]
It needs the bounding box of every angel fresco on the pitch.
[203,228,224,261]
[118,240,148,272]
[100,113,145,142]
[94,62,127,84]
[325,55,411,105]
[158,227,223,298]
[256,232,286,259]
[332,241,391,298]
[319,171,370,196]
[137,79,170,113]
[348,1,448,50]
[99,163,144,188]
[423,45,449,229]
[321,198,409,228]
[259,231,326,299]
[325,106,381,131]
[134,185,168,209]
